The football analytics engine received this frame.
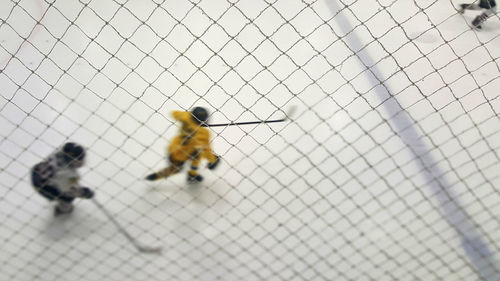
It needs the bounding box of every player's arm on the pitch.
[31,160,56,188]
[172,110,194,123]
[195,130,220,169]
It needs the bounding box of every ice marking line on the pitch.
[325,1,499,280]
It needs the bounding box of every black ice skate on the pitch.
[187,173,203,183]
[54,204,74,216]
[145,173,159,181]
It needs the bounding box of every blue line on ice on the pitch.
[325,1,499,280]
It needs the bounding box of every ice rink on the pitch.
[1,0,499,280]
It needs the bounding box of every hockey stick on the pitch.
[206,106,297,127]
[92,198,162,254]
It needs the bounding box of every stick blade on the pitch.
[285,105,297,120]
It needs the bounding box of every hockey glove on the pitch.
[77,187,95,199]
[207,155,220,170]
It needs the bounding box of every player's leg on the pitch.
[187,151,203,183]
[35,184,61,201]
[472,6,497,29]
[146,165,182,180]
[187,167,203,183]
[54,195,75,216]
[31,175,76,216]
[458,3,481,14]
[145,136,191,181]
[145,156,184,181]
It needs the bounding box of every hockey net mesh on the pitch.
[1,0,499,280]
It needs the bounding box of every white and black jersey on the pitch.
[31,150,81,201]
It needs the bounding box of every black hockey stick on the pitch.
[92,198,162,254]
[206,106,297,127]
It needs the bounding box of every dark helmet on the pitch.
[191,107,209,125]
[62,142,85,163]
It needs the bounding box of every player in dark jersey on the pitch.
[31,142,94,216]
[458,0,497,29]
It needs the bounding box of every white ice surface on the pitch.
[1,0,499,280]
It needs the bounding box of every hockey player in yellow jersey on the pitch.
[145,107,220,183]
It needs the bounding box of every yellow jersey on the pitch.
[168,111,217,163]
